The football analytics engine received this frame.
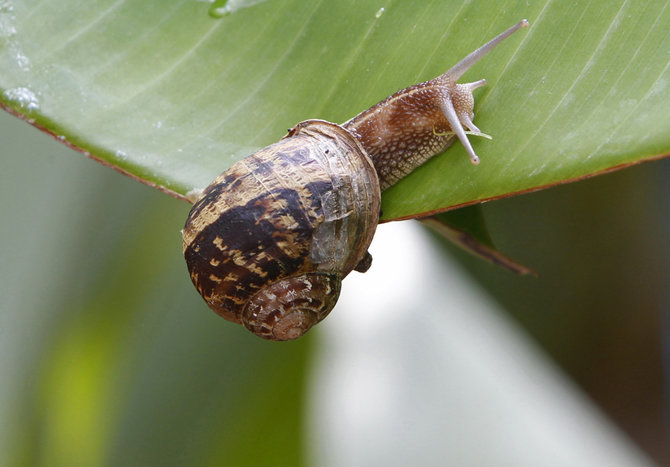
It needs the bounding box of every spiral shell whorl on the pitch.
[242,272,341,340]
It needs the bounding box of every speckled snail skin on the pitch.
[182,20,529,341]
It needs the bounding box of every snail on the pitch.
[182,19,529,340]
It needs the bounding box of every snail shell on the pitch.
[182,120,380,340]
[183,20,529,340]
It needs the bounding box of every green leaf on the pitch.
[1,0,669,220]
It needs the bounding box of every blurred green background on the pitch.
[449,155,670,462]
[0,110,312,466]
[2,100,669,464]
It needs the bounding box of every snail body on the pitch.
[183,20,529,340]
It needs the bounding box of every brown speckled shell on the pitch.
[182,120,380,340]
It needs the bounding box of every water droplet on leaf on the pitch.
[3,87,40,111]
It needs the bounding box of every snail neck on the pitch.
[343,80,483,191]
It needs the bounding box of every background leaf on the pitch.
[422,207,536,275]
[2,0,669,220]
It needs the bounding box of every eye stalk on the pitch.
[344,19,530,189]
